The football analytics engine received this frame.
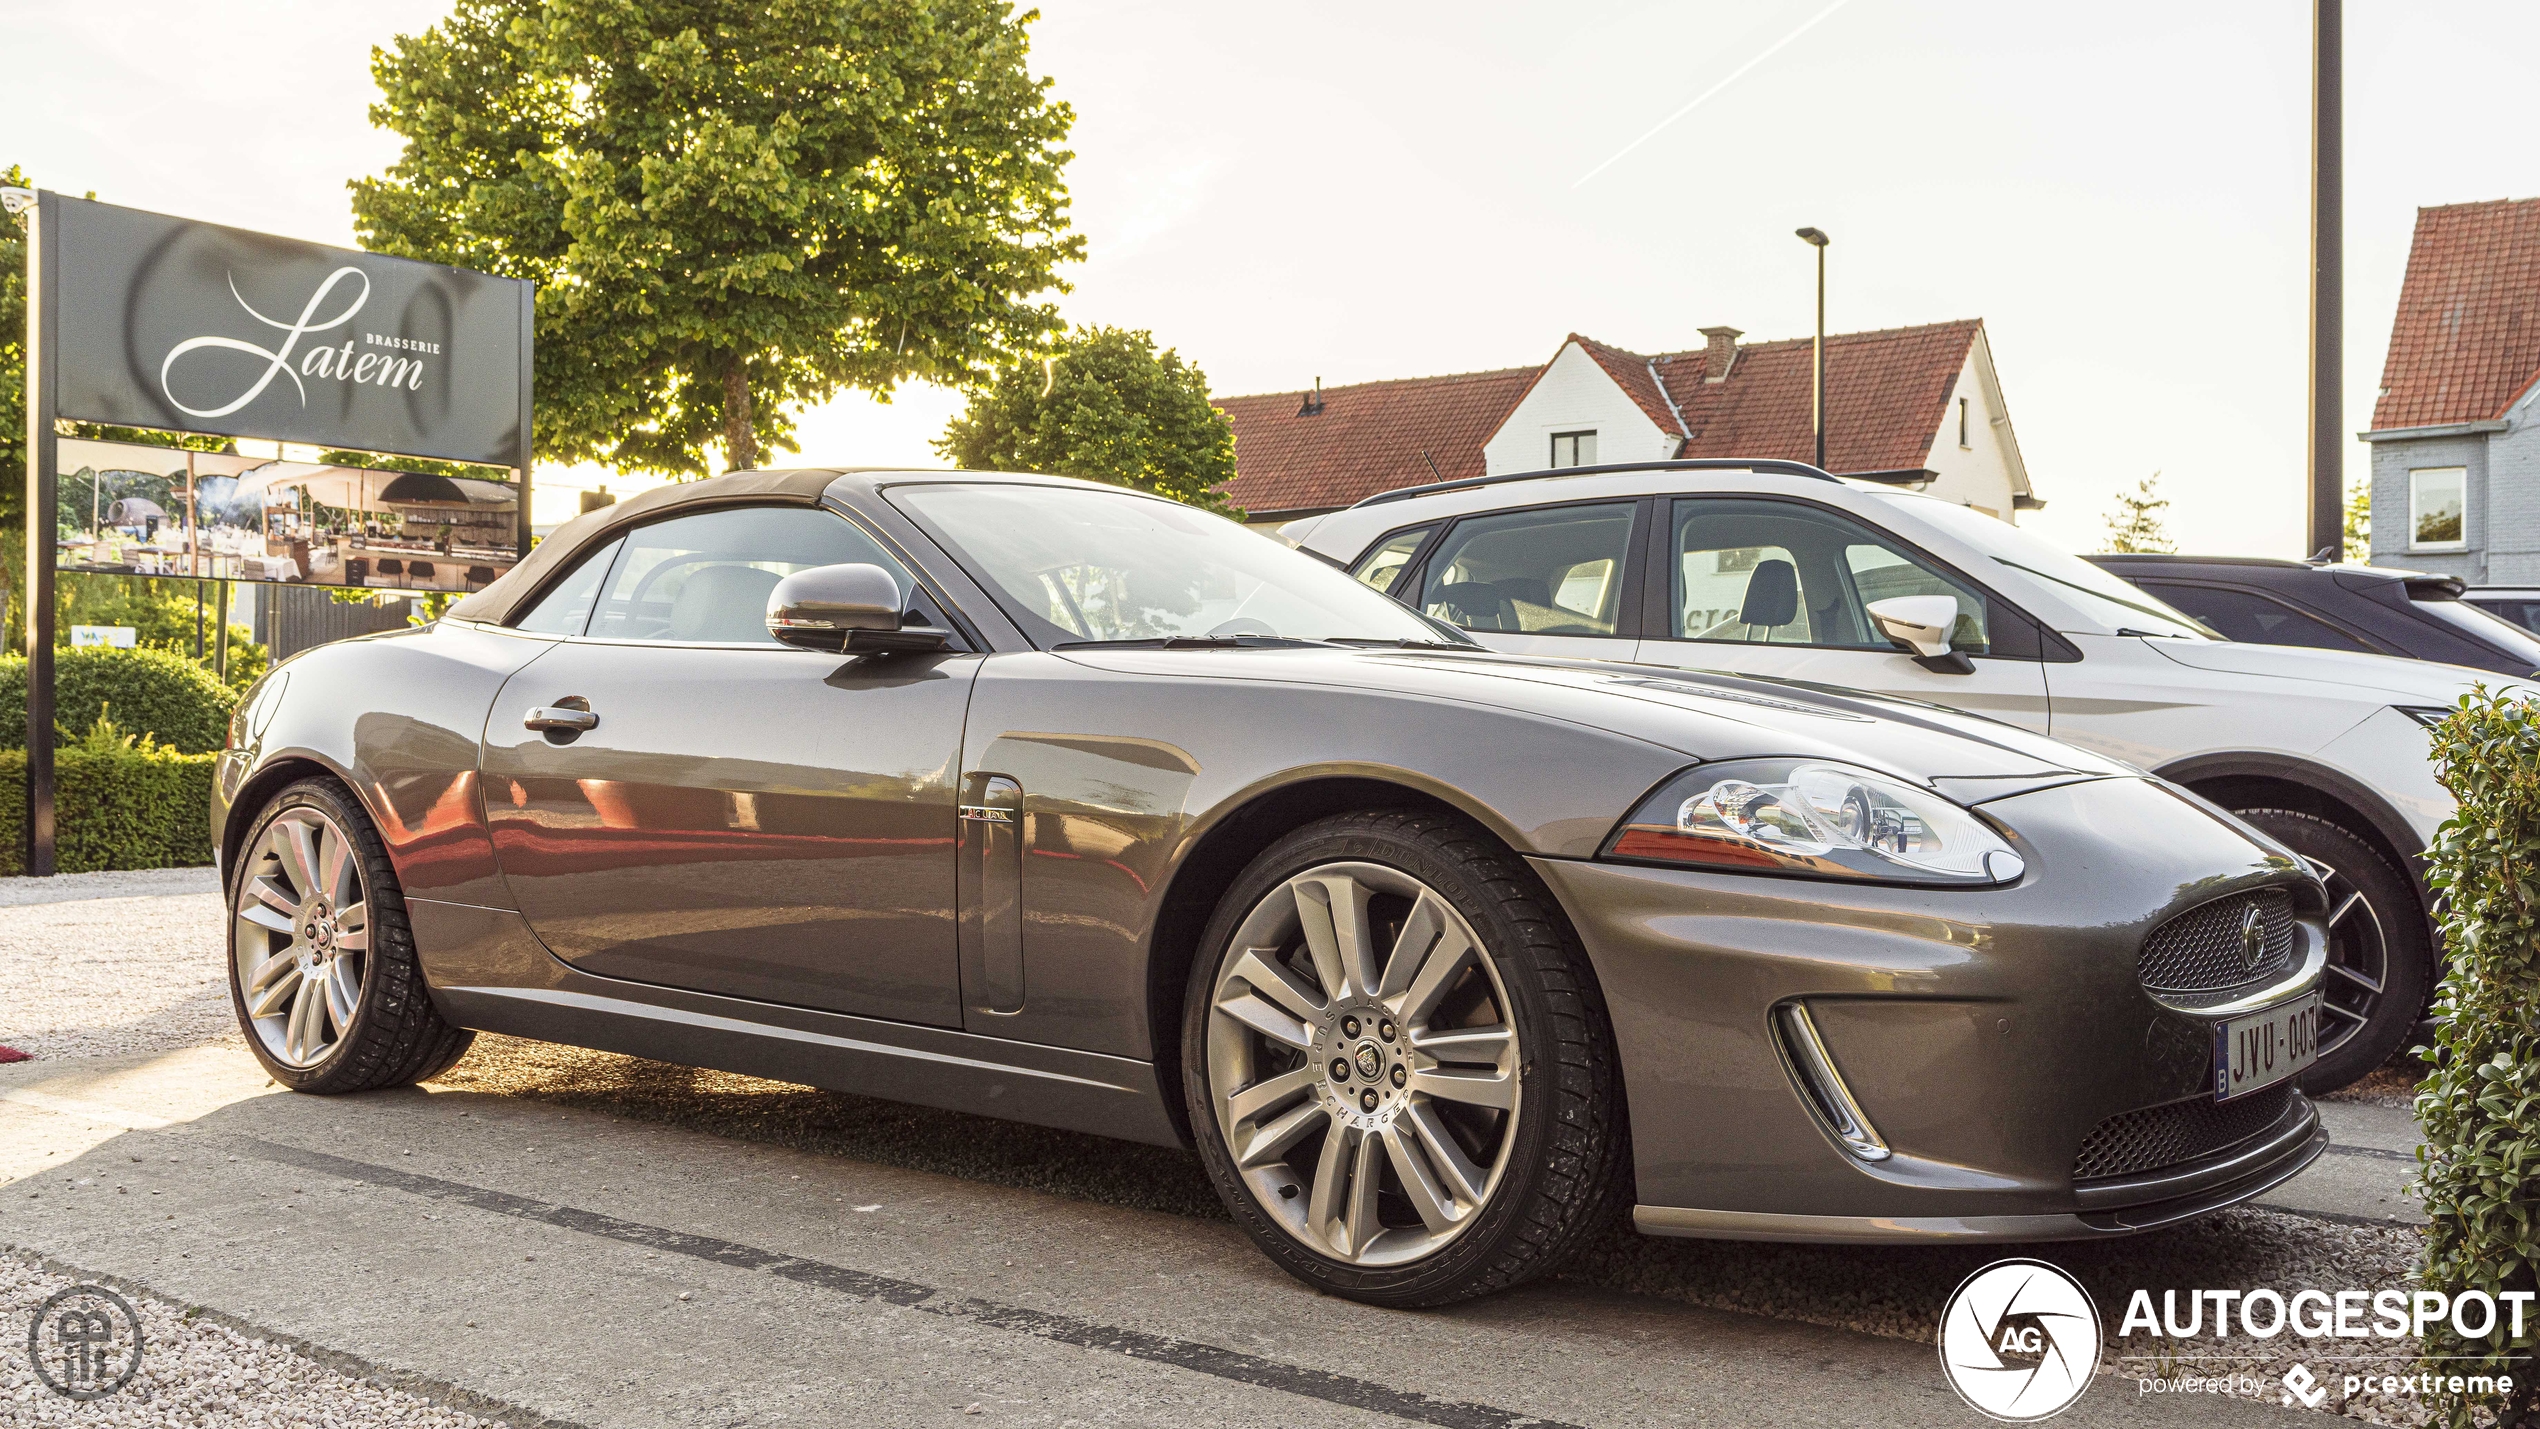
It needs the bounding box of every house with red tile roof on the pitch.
[2362,197,2540,583]
[1215,319,2038,525]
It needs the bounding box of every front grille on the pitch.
[2073,1085,2297,1182]
[2138,890,2297,995]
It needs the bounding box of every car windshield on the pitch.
[890,482,1466,648]
[1878,494,2216,639]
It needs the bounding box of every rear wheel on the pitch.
[2228,807,2429,1093]
[1182,809,1622,1307]
[227,778,474,1093]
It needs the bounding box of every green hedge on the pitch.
[0,743,218,875]
[2415,688,2540,1425]
[0,646,238,753]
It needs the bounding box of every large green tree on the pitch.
[937,325,1239,514]
[353,0,1083,476]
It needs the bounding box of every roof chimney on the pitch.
[1698,327,1742,383]
[1298,376,1325,416]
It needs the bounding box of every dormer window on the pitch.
[1550,431,1598,468]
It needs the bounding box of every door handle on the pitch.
[524,706,599,733]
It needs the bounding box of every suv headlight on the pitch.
[1601,759,2026,886]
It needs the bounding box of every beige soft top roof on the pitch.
[445,467,846,626]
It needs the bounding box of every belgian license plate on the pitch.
[2214,992,2321,1101]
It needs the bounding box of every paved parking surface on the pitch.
[0,872,2432,1427]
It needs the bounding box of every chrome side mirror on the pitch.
[1867,595,1974,675]
[766,564,950,654]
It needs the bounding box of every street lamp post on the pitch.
[1796,227,1830,470]
[2307,0,2343,560]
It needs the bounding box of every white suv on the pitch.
[1284,459,2506,1091]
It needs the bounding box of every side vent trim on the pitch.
[1774,1003,1892,1162]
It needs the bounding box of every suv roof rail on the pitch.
[1348,457,1849,510]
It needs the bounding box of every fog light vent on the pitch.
[1774,1003,1891,1162]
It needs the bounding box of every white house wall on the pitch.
[1917,347,2022,523]
[1482,342,1674,476]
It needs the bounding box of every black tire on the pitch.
[1181,808,1625,1307]
[2230,807,2430,1094]
[226,777,474,1093]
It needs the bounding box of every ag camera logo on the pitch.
[1940,1259,2102,1421]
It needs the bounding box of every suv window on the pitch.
[1350,525,1433,595]
[2132,581,2370,653]
[1668,497,1995,653]
[1416,504,1635,635]
[585,506,922,645]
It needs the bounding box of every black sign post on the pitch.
[18,191,533,874]
[23,194,62,874]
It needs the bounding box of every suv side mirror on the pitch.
[766,564,951,654]
[1867,596,1975,675]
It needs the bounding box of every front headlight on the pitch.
[1601,759,2026,886]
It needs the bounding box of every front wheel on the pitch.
[2229,807,2430,1094]
[1182,809,1623,1307]
[227,777,474,1093]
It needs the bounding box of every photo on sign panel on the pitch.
[53,437,520,593]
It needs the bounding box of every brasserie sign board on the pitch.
[50,196,531,469]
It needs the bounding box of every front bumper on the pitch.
[1532,774,2330,1242]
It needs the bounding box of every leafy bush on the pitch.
[0,645,237,753]
[2415,688,2540,1425]
[0,713,218,874]
[55,574,269,689]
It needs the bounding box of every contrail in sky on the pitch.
[1573,0,1858,188]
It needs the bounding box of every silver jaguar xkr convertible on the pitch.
[214,467,2328,1305]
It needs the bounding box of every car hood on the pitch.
[1054,645,2130,788]
[2141,636,2532,702]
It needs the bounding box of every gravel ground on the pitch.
[2319,1060,2427,1112]
[3,1251,495,1427]
[433,1034,2443,1425]
[0,868,2459,1426]
[0,871,232,1062]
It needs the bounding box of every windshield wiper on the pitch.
[1322,636,1478,650]
[1052,634,1334,650]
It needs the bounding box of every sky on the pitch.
[6,0,2537,554]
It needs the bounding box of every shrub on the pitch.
[0,645,237,753]
[53,575,269,691]
[0,715,218,875]
[2415,687,2540,1426]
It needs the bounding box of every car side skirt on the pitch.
[410,898,1185,1149]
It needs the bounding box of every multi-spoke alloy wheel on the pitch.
[2303,852,2389,1064]
[1185,810,1622,1307]
[1207,860,1520,1267]
[226,778,475,1092]
[234,805,370,1067]
[2230,806,2429,1094]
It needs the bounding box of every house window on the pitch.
[1958,397,1971,449]
[1550,431,1598,468]
[2410,467,2466,550]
